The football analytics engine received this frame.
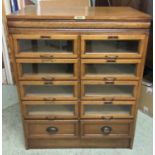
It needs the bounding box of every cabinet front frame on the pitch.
[81,34,147,58]
[81,80,138,101]
[81,59,141,80]
[13,34,79,58]
[80,101,135,119]
[19,81,79,101]
[16,59,79,80]
[23,101,78,119]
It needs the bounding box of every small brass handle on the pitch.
[44,81,53,85]
[104,101,113,105]
[40,36,51,39]
[42,77,55,81]
[108,36,119,40]
[105,81,114,85]
[101,116,113,120]
[105,56,118,63]
[101,126,112,134]
[46,126,58,134]
[102,98,114,101]
[104,77,116,81]
[40,55,53,59]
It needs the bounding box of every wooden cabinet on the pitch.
[7,6,150,149]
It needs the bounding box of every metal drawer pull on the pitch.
[42,77,55,80]
[40,55,53,59]
[108,36,119,39]
[102,98,114,101]
[104,77,116,81]
[105,81,114,85]
[40,36,51,39]
[46,126,58,134]
[105,55,118,63]
[104,101,113,104]
[101,126,112,135]
[101,116,113,120]
[44,81,53,85]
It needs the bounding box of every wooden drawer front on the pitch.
[81,81,138,101]
[25,120,79,139]
[81,101,135,119]
[13,34,78,58]
[81,120,133,138]
[23,101,78,119]
[81,34,146,58]
[81,59,141,80]
[16,59,79,80]
[19,81,79,101]
[28,138,130,148]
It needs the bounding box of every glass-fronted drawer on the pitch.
[16,59,79,80]
[81,59,141,80]
[19,81,79,100]
[81,81,138,101]
[23,101,78,119]
[13,34,78,58]
[81,34,147,58]
[81,101,135,119]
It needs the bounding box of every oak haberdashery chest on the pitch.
[7,5,151,148]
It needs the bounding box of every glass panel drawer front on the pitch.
[81,34,146,58]
[17,59,78,80]
[81,81,138,100]
[81,59,141,80]
[13,35,78,58]
[20,81,78,100]
[23,101,78,119]
[81,101,135,118]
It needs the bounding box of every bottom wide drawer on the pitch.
[81,119,133,138]
[25,120,79,139]
[28,138,131,148]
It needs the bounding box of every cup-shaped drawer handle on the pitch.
[104,101,113,104]
[40,55,54,59]
[44,81,53,85]
[105,81,114,85]
[101,126,112,135]
[108,36,119,39]
[101,116,113,120]
[40,36,51,39]
[42,77,55,81]
[46,126,58,134]
[104,77,116,81]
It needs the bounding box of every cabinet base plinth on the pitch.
[28,138,131,149]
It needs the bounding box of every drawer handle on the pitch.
[102,98,114,101]
[105,56,118,63]
[101,126,112,135]
[43,97,56,101]
[108,36,118,39]
[40,36,51,39]
[42,77,55,81]
[40,55,54,59]
[104,77,116,81]
[101,116,113,120]
[44,81,53,85]
[104,101,113,104]
[105,81,114,85]
[46,126,58,134]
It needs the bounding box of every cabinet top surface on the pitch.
[7,6,150,21]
